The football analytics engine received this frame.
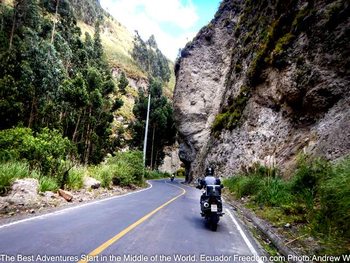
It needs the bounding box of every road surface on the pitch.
[0,179,264,263]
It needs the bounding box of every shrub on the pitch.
[176,168,185,177]
[110,162,134,187]
[224,174,291,206]
[67,166,85,190]
[145,170,171,179]
[0,127,73,176]
[211,90,249,134]
[319,157,350,238]
[107,151,144,186]
[291,154,331,198]
[255,178,292,207]
[224,175,264,198]
[0,161,30,195]
[94,165,113,188]
[39,176,59,192]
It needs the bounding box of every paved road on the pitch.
[0,179,264,263]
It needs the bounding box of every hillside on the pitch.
[77,17,146,80]
[69,0,176,149]
[69,0,175,93]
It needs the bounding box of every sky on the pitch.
[99,0,222,61]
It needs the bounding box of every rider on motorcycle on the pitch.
[198,166,222,203]
[198,167,221,189]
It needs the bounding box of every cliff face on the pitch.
[173,0,350,181]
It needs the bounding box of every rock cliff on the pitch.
[173,0,350,181]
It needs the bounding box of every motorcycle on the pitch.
[170,174,175,182]
[197,180,224,231]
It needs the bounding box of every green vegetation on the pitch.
[271,33,295,59]
[91,151,145,188]
[68,0,105,26]
[0,127,72,176]
[39,176,59,192]
[0,0,124,165]
[132,33,171,83]
[144,170,171,180]
[77,18,146,79]
[224,155,350,255]
[131,79,176,169]
[0,161,31,194]
[67,166,85,190]
[176,168,186,177]
[118,71,129,95]
[211,87,250,136]
[0,0,177,197]
[0,150,148,194]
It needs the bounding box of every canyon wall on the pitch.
[173,0,350,181]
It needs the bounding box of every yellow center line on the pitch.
[77,182,186,263]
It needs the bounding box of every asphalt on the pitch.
[0,179,264,263]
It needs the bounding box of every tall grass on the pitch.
[92,165,113,188]
[319,156,350,238]
[0,161,31,195]
[224,174,291,206]
[224,155,350,254]
[145,170,171,180]
[39,177,59,192]
[67,166,85,190]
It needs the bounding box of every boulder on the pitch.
[8,178,39,206]
[83,177,101,189]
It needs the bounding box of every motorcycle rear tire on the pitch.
[210,222,218,231]
[209,214,219,231]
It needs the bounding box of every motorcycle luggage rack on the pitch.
[206,185,221,196]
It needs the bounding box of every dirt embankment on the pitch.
[0,178,142,225]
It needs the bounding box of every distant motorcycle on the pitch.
[197,180,224,231]
[170,174,175,182]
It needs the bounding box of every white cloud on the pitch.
[100,0,199,60]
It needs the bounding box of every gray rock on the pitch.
[158,145,181,174]
[7,179,39,206]
[83,177,101,189]
[173,0,350,180]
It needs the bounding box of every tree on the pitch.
[93,19,103,65]
[131,78,176,169]
[0,0,119,166]
[132,33,171,83]
[118,71,129,94]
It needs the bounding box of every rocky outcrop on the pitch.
[112,68,148,92]
[158,146,181,174]
[173,0,350,181]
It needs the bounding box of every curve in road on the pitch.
[0,179,264,263]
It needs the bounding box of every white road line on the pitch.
[0,181,153,230]
[226,208,264,263]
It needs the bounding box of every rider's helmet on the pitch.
[205,166,214,176]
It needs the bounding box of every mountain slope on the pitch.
[69,0,175,92]
[173,0,350,180]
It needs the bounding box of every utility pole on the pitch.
[143,94,151,168]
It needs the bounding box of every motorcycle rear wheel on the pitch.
[209,214,219,231]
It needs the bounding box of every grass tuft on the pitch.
[67,166,85,190]
[39,177,59,192]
